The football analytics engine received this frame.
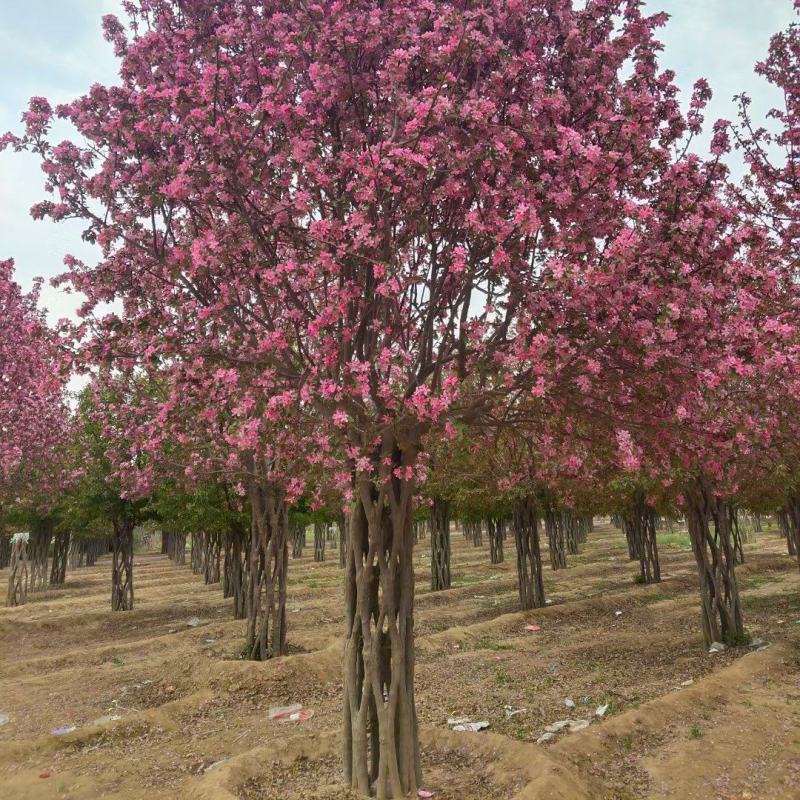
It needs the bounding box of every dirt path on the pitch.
[1,523,798,799]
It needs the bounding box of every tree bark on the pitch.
[512,496,545,610]
[245,479,289,659]
[685,477,744,647]
[223,524,247,619]
[622,515,640,561]
[0,532,10,570]
[563,510,579,556]
[314,521,326,562]
[49,530,70,586]
[343,457,420,798]
[543,506,567,570]
[170,532,186,565]
[338,512,349,569]
[111,517,134,611]
[785,494,800,573]
[204,531,221,584]
[430,497,451,590]
[85,537,102,567]
[161,531,169,555]
[291,523,305,558]
[6,535,29,607]
[29,519,53,592]
[623,496,660,583]
[730,507,745,565]
[191,531,205,573]
[472,520,483,547]
[487,517,504,564]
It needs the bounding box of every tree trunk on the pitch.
[245,479,289,660]
[204,532,221,584]
[291,523,305,558]
[488,517,504,564]
[0,533,10,570]
[338,512,349,569]
[543,507,567,570]
[730,507,745,565]
[472,520,483,547]
[785,494,800,572]
[343,467,420,798]
[314,522,326,562]
[685,477,744,647]
[622,515,640,561]
[171,532,186,565]
[623,496,661,583]
[191,531,205,573]
[161,531,169,555]
[512,496,545,610]
[430,497,451,591]
[29,520,53,592]
[563,511,579,556]
[50,531,70,586]
[111,518,134,611]
[223,525,247,619]
[85,537,102,567]
[6,535,29,607]
[751,513,762,533]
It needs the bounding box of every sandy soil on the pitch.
[0,522,798,800]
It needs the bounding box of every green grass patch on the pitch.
[454,575,489,586]
[659,533,691,549]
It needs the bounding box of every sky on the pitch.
[0,0,796,324]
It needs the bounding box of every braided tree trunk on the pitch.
[543,506,567,570]
[291,523,305,558]
[777,511,791,554]
[111,517,134,611]
[472,520,483,547]
[170,532,186,565]
[685,478,744,647]
[621,496,660,583]
[430,497,451,591]
[314,521,326,562]
[223,524,247,619]
[730,507,745,565]
[161,531,169,554]
[487,517,504,564]
[343,466,420,799]
[512,496,545,610]
[785,494,800,572]
[204,531,221,584]
[245,479,288,660]
[68,537,84,569]
[191,531,205,573]
[338,512,349,569]
[563,511,579,556]
[622,515,640,561]
[84,537,104,567]
[29,520,53,593]
[6,536,29,607]
[49,530,70,586]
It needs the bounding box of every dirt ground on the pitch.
[1,522,799,800]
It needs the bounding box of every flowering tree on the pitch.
[6,1,775,794]
[0,258,71,601]
[734,11,800,566]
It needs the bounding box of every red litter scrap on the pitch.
[268,704,314,722]
[525,624,542,632]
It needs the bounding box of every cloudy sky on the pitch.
[0,0,796,323]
